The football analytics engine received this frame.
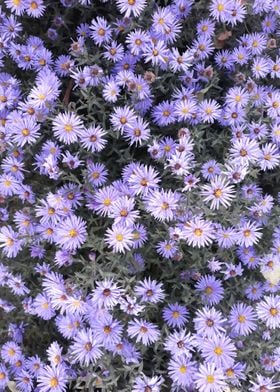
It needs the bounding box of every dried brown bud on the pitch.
[143,71,156,84]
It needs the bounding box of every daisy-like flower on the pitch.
[1,341,22,365]
[92,314,123,347]
[257,143,280,171]
[236,220,262,247]
[226,86,250,107]
[116,0,147,17]
[144,189,180,221]
[105,224,134,253]
[91,279,123,309]
[80,125,107,152]
[195,275,224,305]
[11,116,40,146]
[230,137,260,165]
[37,364,67,392]
[127,319,160,346]
[198,99,221,123]
[201,176,235,210]
[128,164,160,196]
[256,295,280,329]
[54,215,87,251]
[194,306,226,338]
[252,56,270,79]
[229,303,257,336]
[0,226,23,258]
[201,160,221,181]
[110,196,139,226]
[15,369,33,391]
[110,105,137,134]
[124,119,151,147]
[70,328,103,366]
[0,364,9,390]
[162,303,189,328]
[195,362,227,392]
[249,374,280,392]
[52,112,84,145]
[134,277,165,303]
[90,16,112,46]
[33,293,55,320]
[168,355,197,388]
[0,174,21,197]
[132,374,163,392]
[25,0,46,18]
[216,226,238,249]
[143,40,170,66]
[164,329,195,358]
[174,98,197,121]
[183,216,215,248]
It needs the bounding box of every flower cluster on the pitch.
[1,0,280,391]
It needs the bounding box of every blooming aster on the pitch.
[52,112,84,145]
[70,328,103,366]
[132,374,163,392]
[183,216,215,248]
[127,319,160,346]
[256,295,280,329]
[54,215,87,251]
[201,176,235,210]
[195,362,227,392]
[37,364,68,392]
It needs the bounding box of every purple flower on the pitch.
[194,306,226,338]
[229,303,257,336]
[70,328,102,366]
[195,362,227,392]
[116,0,147,17]
[168,354,197,388]
[52,112,84,145]
[134,277,165,303]
[195,275,224,305]
[132,374,163,392]
[256,295,280,329]
[37,364,68,392]
[91,279,123,309]
[162,303,189,328]
[127,319,160,346]
[54,215,87,251]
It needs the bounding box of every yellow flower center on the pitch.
[0,372,6,380]
[214,188,222,198]
[207,375,215,383]
[214,346,223,355]
[194,228,203,236]
[4,180,11,187]
[243,229,251,237]
[64,124,73,132]
[68,229,78,238]
[103,198,111,206]
[172,311,180,319]
[179,365,187,374]
[217,3,224,12]
[31,1,38,9]
[6,238,14,247]
[50,377,59,388]
[270,307,278,316]
[8,348,16,357]
[205,286,213,295]
[238,315,246,323]
[116,234,124,241]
